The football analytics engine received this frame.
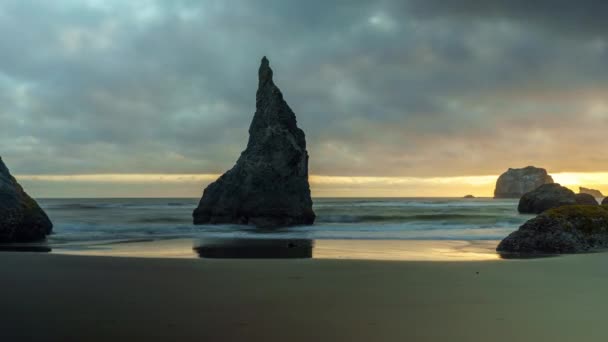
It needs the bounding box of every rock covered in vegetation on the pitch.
[497,205,608,254]
[192,57,315,227]
[575,193,599,206]
[579,187,604,199]
[494,166,554,198]
[517,183,577,214]
[0,157,52,242]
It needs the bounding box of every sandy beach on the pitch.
[2,251,608,341]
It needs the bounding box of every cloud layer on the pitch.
[2,0,608,196]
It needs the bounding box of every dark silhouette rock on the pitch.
[497,205,608,254]
[494,166,554,198]
[518,183,576,214]
[193,238,313,259]
[579,187,604,199]
[603,197,608,205]
[0,157,52,242]
[575,193,599,206]
[463,194,475,198]
[193,57,315,227]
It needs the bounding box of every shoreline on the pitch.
[2,251,608,341]
[3,238,504,261]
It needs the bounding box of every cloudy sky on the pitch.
[2,0,608,197]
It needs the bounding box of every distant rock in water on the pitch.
[193,57,315,227]
[497,205,608,254]
[518,183,576,214]
[463,195,475,198]
[0,157,52,242]
[579,187,604,198]
[494,166,553,198]
[574,193,599,206]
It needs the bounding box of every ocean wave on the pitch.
[44,203,112,210]
[44,203,195,211]
[131,217,191,224]
[38,197,526,245]
[314,199,518,208]
[316,213,521,223]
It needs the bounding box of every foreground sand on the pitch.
[2,252,608,341]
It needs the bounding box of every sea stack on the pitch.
[494,166,554,198]
[579,187,604,199]
[193,57,315,227]
[0,157,53,242]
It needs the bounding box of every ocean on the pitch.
[38,197,530,247]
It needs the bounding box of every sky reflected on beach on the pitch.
[46,238,502,261]
[313,240,501,261]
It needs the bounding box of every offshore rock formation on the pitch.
[497,205,608,254]
[494,166,554,198]
[517,183,576,214]
[0,157,52,242]
[193,57,315,227]
[579,187,604,199]
[575,193,599,206]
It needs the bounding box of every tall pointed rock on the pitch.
[193,57,315,227]
[0,157,52,242]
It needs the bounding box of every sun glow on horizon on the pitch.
[13,172,608,198]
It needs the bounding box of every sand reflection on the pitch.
[194,238,313,259]
[313,240,501,261]
[48,238,503,261]
[0,243,52,253]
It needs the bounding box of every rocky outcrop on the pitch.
[463,195,475,198]
[517,183,576,214]
[494,166,554,198]
[192,57,315,227]
[575,193,599,206]
[0,157,52,242]
[602,197,608,205]
[497,205,608,254]
[579,187,604,198]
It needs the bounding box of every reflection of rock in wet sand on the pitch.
[193,238,313,259]
[0,244,51,253]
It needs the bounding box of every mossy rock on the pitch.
[497,204,608,254]
[544,205,608,234]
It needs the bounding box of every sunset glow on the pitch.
[15,172,608,198]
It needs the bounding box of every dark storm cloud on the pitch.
[1,0,608,182]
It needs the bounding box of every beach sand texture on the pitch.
[2,252,608,341]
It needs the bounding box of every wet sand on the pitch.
[1,251,608,341]
[48,238,501,261]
